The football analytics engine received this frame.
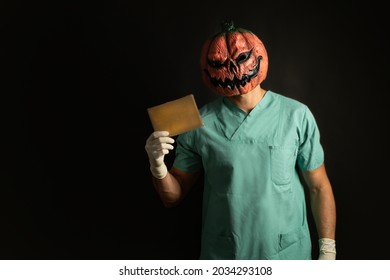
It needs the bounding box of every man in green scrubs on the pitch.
[145,22,336,260]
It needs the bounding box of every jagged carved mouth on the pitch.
[205,56,261,90]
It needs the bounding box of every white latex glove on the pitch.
[318,238,336,260]
[145,131,175,179]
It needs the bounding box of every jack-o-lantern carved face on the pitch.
[200,21,268,96]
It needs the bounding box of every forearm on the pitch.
[152,172,183,208]
[303,164,337,259]
[310,185,336,239]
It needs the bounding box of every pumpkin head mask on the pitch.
[200,21,268,96]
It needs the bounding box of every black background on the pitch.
[1,0,388,260]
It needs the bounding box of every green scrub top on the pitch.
[173,91,324,260]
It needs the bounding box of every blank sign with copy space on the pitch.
[147,94,204,136]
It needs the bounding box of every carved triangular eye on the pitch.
[207,59,225,69]
[235,49,252,64]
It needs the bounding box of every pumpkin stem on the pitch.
[221,19,235,32]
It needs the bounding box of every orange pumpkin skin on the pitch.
[200,24,268,96]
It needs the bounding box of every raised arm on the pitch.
[145,131,200,208]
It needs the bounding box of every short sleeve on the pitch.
[297,106,324,171]
[172,131,203,172]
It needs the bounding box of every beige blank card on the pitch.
[147,94,203,136]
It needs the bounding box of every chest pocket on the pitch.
[270,145,298,185]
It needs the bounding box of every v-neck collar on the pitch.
[217,91,272,140]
